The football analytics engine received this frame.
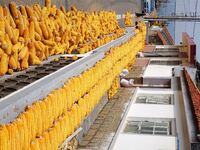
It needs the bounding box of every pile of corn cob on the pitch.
[124,11,133,27]
[0,23,146,149]
[0,0,124,76]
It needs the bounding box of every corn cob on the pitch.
[21,51,29,69]
[0,53,8,75]
[19,46,28,60]
[9,55,17,69]
[25,6,34,19]
[39,22,49,39]
[29,21,35,41]
[0,125,10,150]
[20,5,28,18]
[9,2,18,19]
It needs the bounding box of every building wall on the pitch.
[158,0,200,62]
[68,0,142,14]
[0,0,142,14]
[175,0,200,62]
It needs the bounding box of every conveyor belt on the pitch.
[0,28,135,124]
[0,57,81,99]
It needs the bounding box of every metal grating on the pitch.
[123,120,171,136]
[150,60,181,65]
[0,56,80,99]
[136,94,173,105]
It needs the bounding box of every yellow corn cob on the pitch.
[17,11,25,36]
[32,18,42,36]
[21,51,29,69]
[8,67,14,74]
[9,55,17,69]
[33,10,40,21]
[40,22,49,39]
[30,139,40,150]
[29,52,42,65]
[68,45,77,54]
[25,6,34,18]
[0,6,3,18]
[12,42,21,60]
[45,0,51,9]
[18,37,25,44]
[38,136,46,149]
[7,122,20,150]
[36,50,45,61]
[33,5,41,18]
[9,13,16,28]
[14,118,25,150]
[0,125,10,150]
[9,2,19,19]
[0,19,5,34]
[0,53,8,75]
[13,29,19,42]
[23,15,29,28]
[43,131,51,150]
[35,32,42,41]
[28,42,36,55]
[48,128,57,150]
[20,5,28,18]
[3,6,10,17]
[17,113,29,149]
[18,46,28,60]
[44,47,49,59]
[54,45,65,55]
[46,24,53,39]
[38,41,46,50]
[42,39,55,46]
[1,39,9,54]
[31,102,42,136]
[23,28,30,44]
[55,36,61,42]
[0,48,3,57]
[29,21,35,41]
[35,4,42,13]
[25,106,37,140]
[4,19,14,41]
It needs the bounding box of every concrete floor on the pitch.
[78,88,135,150]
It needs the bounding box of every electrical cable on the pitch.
[193,0,199,38]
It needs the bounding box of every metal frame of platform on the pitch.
[0,28,135,124]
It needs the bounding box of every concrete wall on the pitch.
[68,0,142,13]
[0,0,142,14]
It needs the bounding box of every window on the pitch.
[136,94,173,105]
[150,60,181,65]
[123,120,171,136]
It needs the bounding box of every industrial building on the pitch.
[0,0,199,150]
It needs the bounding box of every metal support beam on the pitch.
[144,16,200,22]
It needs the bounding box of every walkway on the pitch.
[78,88,135,150]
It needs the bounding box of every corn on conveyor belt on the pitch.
[0,27,135,124]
